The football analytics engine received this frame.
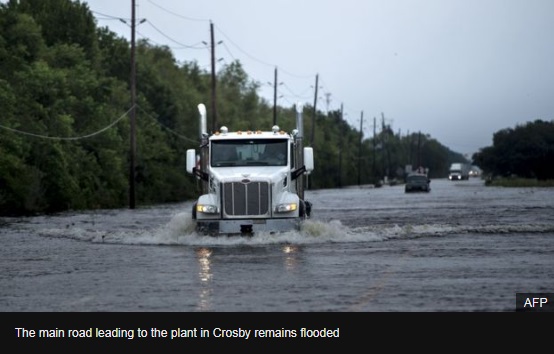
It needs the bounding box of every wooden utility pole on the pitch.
[373,116,376,179]
[418,131,422,168]
[273,67,278,125]
[357,111,364,186]
[338,103,344,187]
[310,73,319,147]
[381,112,390,178]
[129,0,137,209]
[210,21,217,133]
[324,92,331,114]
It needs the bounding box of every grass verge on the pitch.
[485,177,554,187]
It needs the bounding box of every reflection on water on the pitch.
[282,244,301,272]
[195,247,213,311]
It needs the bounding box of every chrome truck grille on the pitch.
[222,181,270,217]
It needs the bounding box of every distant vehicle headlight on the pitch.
[196,204,218,214]
[276,203,297,213]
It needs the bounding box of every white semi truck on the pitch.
[186,103,314,235]
[448,162,470,180]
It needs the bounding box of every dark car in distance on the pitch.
[405,173,431,193]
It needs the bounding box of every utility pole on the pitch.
[273,67,278,125]
[210,21,217,133]
[381,112,391,180]
[358,111,364,186]
[129,0,137,209]
[338,103,344,187]
[324,92,331,115]
[418,131,422,169]
[373,116,376,180]
[310,73,318,147]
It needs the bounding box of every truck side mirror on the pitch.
[186,149,197,174]
[304,147,314,172]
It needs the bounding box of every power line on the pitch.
[0,107,132,140]
[147,0,210,22]
[90,10,128,21]
[137,105,198,144]
[90,2,344,123]
[144,20,205,49]
[91,3,319,100]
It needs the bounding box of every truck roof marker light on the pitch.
[272,125,280,134]
[237,130,242,135]
[256,130,262,134]
[247,130,252,135]
[220,126,228,135]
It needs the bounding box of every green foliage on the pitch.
[96,27,130,80]
[473,120,554,180]
[217,60,266,130]
[0,0,477,215]
[0,7,45,79]
[12,0,99,62]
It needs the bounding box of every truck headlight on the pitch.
[196,204,218,214]
[276,203,297,213]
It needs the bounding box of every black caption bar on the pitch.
[516,293,554,312]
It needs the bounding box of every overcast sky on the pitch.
[80,1,553,156]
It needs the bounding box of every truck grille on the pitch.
[222,181,270,217]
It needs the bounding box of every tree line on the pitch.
[2,0,472,216]
[473,120,554,180]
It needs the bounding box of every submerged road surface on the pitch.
[1,178,553,311]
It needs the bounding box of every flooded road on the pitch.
[1,177,553,312]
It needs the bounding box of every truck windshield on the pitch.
[211,139,288,167]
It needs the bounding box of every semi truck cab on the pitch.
[186,104,314,236]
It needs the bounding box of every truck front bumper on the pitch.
[196,218,302,236]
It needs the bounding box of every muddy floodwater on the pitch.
[1,177,553,312]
